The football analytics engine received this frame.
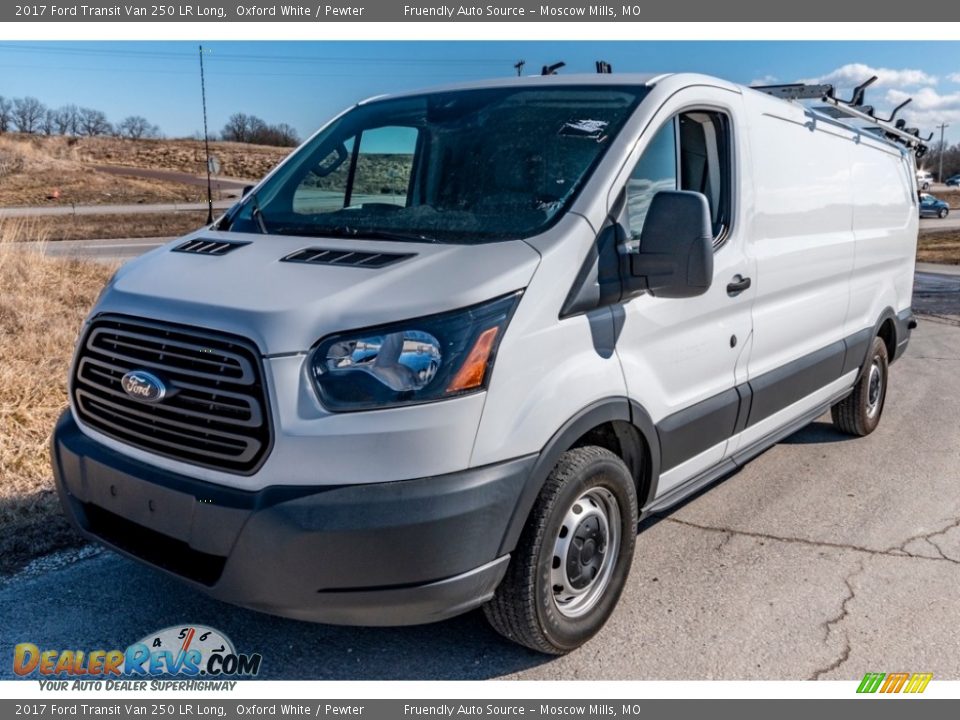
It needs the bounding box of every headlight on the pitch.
[310,291,522,411]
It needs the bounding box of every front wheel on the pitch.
[483,446,638,654]
[831,336,889,436]
[939,208,949,219]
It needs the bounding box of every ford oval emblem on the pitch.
[120,370,167,403]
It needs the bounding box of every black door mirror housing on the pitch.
[623,190,714,299]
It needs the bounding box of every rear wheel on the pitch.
[831,336,889,436]
[483,446,638,654]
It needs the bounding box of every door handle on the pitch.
[726,275,752,296]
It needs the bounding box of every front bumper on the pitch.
[52,411,535,626]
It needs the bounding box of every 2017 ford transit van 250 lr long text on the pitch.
[52,73,920,654]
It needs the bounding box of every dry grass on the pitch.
[0,136,210,207]
[918,230,960,265]
[0,220,114,574]
[5,133,289,184]
[55,135,289,180]
[31,211,210,242]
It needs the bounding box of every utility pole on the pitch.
[514,60,525,77]
[199,44,214,225]
[936,123,949,184]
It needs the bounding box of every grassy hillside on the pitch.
[0,134,290,207]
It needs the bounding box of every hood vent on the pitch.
[173,239,250,256]
[281,247,415,269]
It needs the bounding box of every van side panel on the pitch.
[730,93,858,451]
[846,140,917,337]
[742,95,856,380]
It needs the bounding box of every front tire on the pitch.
[831,336,889,436]
[939,208,949,219]
[483,446,638,655]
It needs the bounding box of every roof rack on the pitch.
[751,77,932,158]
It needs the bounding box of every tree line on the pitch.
[220,113,299,147]
[930,142,960,182]
[0,97,300,148]
[0,96,160,140]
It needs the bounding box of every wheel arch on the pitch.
[496,398,661,556]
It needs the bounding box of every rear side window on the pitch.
[626,110,732,244]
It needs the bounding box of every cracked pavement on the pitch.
[2,308,959,680]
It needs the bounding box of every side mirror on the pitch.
[624,190,714,299]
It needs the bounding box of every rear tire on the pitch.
[483,446,638,655]
[831,336,889,437]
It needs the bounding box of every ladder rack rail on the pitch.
[750,80,931,158]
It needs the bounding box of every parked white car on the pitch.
[917,169,933,190]
[53,73,918,654]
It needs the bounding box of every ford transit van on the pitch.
[52,73,919,654]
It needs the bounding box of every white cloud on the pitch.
[749,74,778,87]
[885,88,960,134]
[949,72,960,84]
[801,63,937,90]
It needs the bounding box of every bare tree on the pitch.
[117,115,158,140]
[52,105,78,135]
[78,107,111,136]
[270,123,300,147]
[0,96,11,133]
[221,112,251,143]
[12,96,46,133]
[42,108,58,135]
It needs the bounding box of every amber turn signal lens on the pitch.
[446,326,500,393]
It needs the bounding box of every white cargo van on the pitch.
[53,73,920,654]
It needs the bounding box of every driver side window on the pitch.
[292,126,419,215]
[626,121,677,239]
[626,110,732,243]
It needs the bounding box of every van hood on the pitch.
[93,229,542,355]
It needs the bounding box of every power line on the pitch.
[0,62,499,79]
[0,42,516,65]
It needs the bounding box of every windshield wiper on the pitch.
[275,225,439,243]
[249,192,268,234]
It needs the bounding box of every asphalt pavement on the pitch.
[920,216,960,232]
[1,276,958,681]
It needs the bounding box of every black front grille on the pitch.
[72,315,272,475]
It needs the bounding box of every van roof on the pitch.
[358,72,737,104]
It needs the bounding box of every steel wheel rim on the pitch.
[550,486,621,618]
[866,361,883,418]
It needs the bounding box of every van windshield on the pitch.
[223,85,646,243]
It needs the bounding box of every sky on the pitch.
[1,40,959,148]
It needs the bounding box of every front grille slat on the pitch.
[88,327,252,382]
[72,316,272,474]
[75,371,260,429]
[78,395,259,463]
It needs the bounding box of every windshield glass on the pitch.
[224,85,647,243]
